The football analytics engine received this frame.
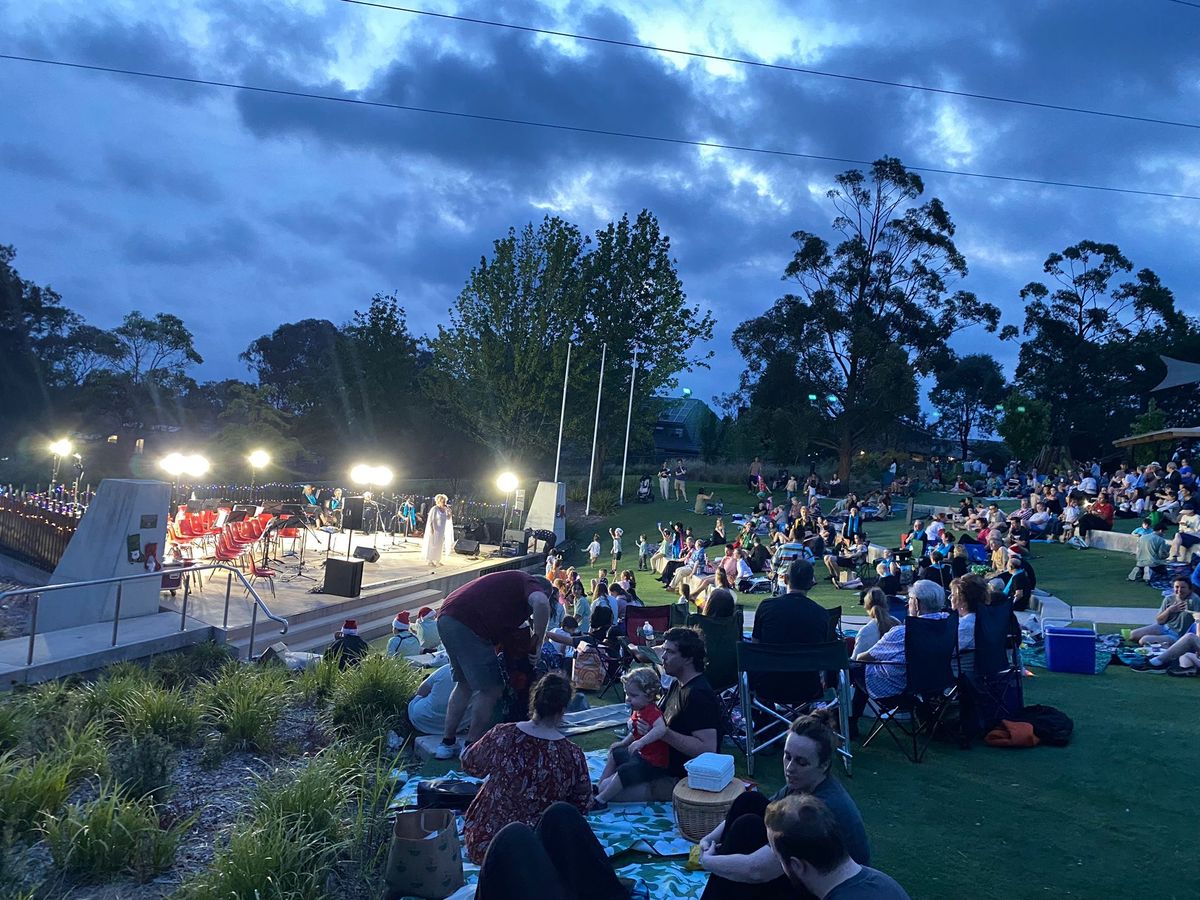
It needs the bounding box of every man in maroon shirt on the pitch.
[436,570,556,757]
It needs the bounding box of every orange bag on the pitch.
[984,719,1040,748]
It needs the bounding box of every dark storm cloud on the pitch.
[122,216,261,266]
[0,143,80,182]
[103,148,223,203]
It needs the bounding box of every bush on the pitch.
[150,641,236,688]
[77,668,155,732]
[119,686,202,747]
[109,734,174,804]
[16,680,78,746]
[199,663,292,752]
[0,702,28,752]
[586,488,619,516]
[251,752,358,850]
[296,656,340,705]
[42,781,191,883]
[46,719,109,784]
[328,654,422,741]
[178,816,339,900]
[0,750,72,839]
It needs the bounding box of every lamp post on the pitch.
[48,438,72,496]
[350,464,394,556]
[497,471,518,534]
[248,449,270,503]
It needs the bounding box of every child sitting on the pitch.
[591,667,669,810]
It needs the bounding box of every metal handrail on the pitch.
[0,562,288,666]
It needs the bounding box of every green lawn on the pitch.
[413,484,1194,899]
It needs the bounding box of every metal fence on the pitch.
[0,495,80,572]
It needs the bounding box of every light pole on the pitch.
[248,449,270,503]
[497,471,518,534]
[48,438,72,496]
[350,464,394,555]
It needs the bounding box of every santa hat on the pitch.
[392,611,411,631]
[417,606,434,619]
[342,619,358,634]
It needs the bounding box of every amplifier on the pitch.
[454,539,480,556]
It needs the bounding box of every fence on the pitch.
[0,494,81,572]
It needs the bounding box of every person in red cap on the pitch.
[436,570,557,758]
[325,618,369,669]
[387,611,420,659]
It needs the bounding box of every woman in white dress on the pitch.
[422,493,455,567]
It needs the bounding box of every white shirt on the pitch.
[925,521,946,543]
[1080,477,1098,493]
[736,558,754,580]
[587,540,601,556]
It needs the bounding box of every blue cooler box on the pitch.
[1043,621,1097,675]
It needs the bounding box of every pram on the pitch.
[636,475,653,503]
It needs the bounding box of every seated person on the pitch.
[592,667,669,809]
[1130,522,1170,582]
[751,559,830,704]
[702,586,738,618]
[874,560,902,598]
[997,555,1032,611]
[735,549,757,591]
[1132,609,1200,673]
[1027,502,1053,536]
[766,794,910,900]
[1168,511,1200,563]
[301,484,321,507]
[606,627,720,802]
[408,664,471,736]
[1130,577,1200,648]
[694,486,715,515]
[852,588,900,660]
[385,611,421,658]
[324,619,369,669]
[748,537,771,573]
[824,534,869,587]
[320,487,344,527]
[698,714,870,899]
[849,580,948,736]
[461,674,591,863]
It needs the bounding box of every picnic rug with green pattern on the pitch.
[390,749,710,899]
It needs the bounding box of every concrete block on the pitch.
[43,479,170,632]
[1083,530,1138,554]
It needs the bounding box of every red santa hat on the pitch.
[417,606,434,619]
[342,619,358,634]
[393,611,411,631]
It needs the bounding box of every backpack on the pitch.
[1010,704,1073,746]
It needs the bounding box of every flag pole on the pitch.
[585,343,606,516]
[618,350,638,506]
[553,343,572,484]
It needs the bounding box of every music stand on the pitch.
[278,508,322,583]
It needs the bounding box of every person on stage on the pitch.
[320,487,344,528]
[423,493,455,567]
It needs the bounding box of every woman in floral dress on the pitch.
[461,673,591,863]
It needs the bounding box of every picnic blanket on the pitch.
[1149,563,1194,592]
[561,703,631,736]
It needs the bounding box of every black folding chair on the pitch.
[862,613,959,763]
[958,600,1024,737]
[685,607,745,693]
[736,640,853,776]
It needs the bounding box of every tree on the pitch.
[995,392,1051,466]
[933,353,1007,460]
[1014,240,1179,458]
[210,383,308,473]
[112,311,203,384]
[732,157,1001,480]
[48,324,122,388]
[341,293,424,443]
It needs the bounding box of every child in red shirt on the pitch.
[592,667,668,809]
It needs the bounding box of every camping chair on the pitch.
[862,613,959,763]
[626,605,672,647]
[736,640,853,776]
[957,600,1023,738]
[686,607,745,692]
[668,602,691,629]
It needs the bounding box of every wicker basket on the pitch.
[672,778,746,842]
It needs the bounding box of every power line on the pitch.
[341,0,1200,132]
[1165,0,1200,8]
[2,52,1198,202]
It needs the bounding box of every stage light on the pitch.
[183,454,209,479]
[49,438,73,457]
[160,453,187,477]
[350,464,373,485]
[497,472,518,493]
[248,449,270,469]
[372,466,393,487]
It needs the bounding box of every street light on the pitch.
[497,471,519,533]
[182,455,209,479]
[48,438,73,495]
[248,449,270,502]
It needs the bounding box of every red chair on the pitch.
[246,558,277,599]
[626,605,673,647]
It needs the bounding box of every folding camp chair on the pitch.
[626,605,672,647]
[862,613,959,763]
[736,640,853,776]
[685,607,745,692]
[958,599,1023,738]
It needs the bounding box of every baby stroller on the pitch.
[636,475,654,503]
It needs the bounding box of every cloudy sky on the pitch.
[2,0,1199,408]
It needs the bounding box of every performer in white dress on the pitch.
[422,493,455,567]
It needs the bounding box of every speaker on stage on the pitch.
[502,529,529,555]
[454,539,480,556]
[324,558,364,597]
[343,496,366,531]
[353,546,380,563]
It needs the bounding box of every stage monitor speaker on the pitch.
[324,558,364,598]
[343,496,366,531]
[454,539,480,556]
[353,546,380,563]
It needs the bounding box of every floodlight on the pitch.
[159,453,187,477]
[248,449,270,469]
[350,464,373,485]
[183,454,209,479]
[49,439,73,457]
[372,466,394,487]
[497,472,518,493]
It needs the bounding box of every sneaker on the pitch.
[1166,666,1197,677]
[433,740,459,760]
[1132,660,1166,673]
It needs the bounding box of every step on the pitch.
[228,589,444,658]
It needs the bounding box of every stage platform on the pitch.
[159,529,542,658]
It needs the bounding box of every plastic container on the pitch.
[1043,620,1097,675]
[684,752,735,792]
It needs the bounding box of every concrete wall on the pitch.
[42,479,170,632]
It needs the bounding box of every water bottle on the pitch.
[642,620,654,642]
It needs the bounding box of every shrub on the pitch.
[251,752,358,849]
[42,781,192,883]
[119,686,201,747]
[296,656,340,705]
[46,719,109,784]
[586,488,619,516]
[0,750,72,838]
[178,816,339,900]
[199,663,292,752]
[150,641,236,688]
[77,668,155,732]
[342,744,403,893]
[0,702,28,752]
[328,654,422,741]
[109,734,174,804]
[16,680,78,746]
